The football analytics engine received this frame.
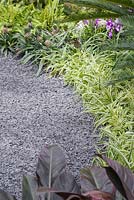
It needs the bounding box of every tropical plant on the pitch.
[0,0,64,30]
[62,0,134,82]
[0,0,46,8]
[62,0,134,20]
[0,144,134,200]
[42,0,63,27]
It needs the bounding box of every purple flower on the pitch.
[115,24,122,32]
[108,30,113,39]
[94,18,122,39]
[95,19,100,27]
[114,19,123,33]
[83,20,89,25]
[106,19,114,30]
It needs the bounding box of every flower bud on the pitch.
[44,40,51,47]
[37,36,42,42]
[2,27,9,34]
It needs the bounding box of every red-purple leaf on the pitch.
[37,188,89,200]
[56,192,89,200]
[36,144,66,187]
[100,155,134,200]
[53,172,80,194]
[83,190,114,200]
[104,166,127,199]
[80,166,114,194]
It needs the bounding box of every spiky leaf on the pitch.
[120,15,134,28]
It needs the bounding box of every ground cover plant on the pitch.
[47,44,134,171]
[0,144,134,200]
[0,0,133,173]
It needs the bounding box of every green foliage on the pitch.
[0,145,134,200]
[62,0,132,21]
[0,0,47,8]
[62,0,134,82]
[42,0,63,27]
[0,31,15,55]
[12,28,73,76]
[47,40,134,170]
[0,1,64,32]
[0,1,64,62]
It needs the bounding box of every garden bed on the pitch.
[0,1,134,198]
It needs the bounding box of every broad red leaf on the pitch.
[104,166,127,199]
[100,155,134,200]
[36,144,66,187]
[80,166,114,194]
[37,188,90,200]
[84,190,114,200]
[53,171,80,193]
[56,192,89,200]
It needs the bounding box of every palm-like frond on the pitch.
[63,0,132,15]
[63,10,118,22]
[107,0,134,7]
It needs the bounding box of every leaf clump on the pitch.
[0,144,134,200]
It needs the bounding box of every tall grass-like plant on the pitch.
[40,0,64,27]
[47,37,134,170]
[0,0,46,8]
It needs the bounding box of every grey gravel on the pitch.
[0,55,98,199]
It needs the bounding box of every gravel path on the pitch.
[0,55,98,199]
